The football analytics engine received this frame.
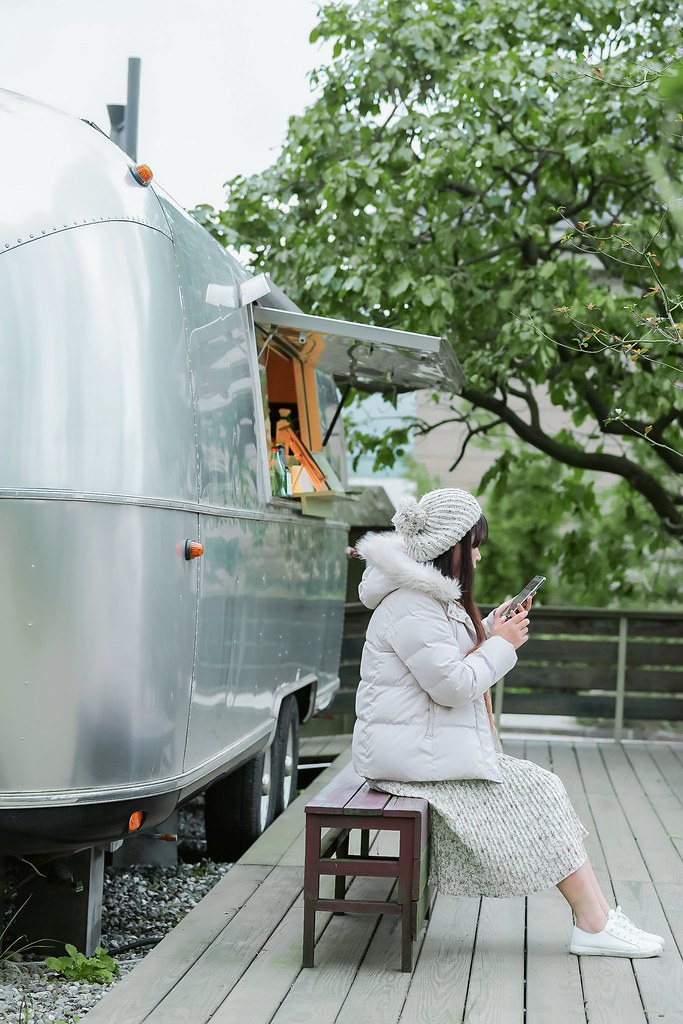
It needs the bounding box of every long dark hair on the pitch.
[432,514,489,644]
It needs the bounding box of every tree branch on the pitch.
[447,418,504,473]
[460,384,683,540]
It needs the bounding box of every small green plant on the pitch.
[1,897,52,1024]
[191,858,216,878]
[45,944,119,984]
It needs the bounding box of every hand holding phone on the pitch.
[501,575,546,621]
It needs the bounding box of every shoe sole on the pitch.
[570,945,662,958]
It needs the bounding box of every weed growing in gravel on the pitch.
[190,858,217,878]
[45,945,119,984]
[1,899,52,1024]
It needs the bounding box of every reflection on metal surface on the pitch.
[0,500,198,794]
[0,91,171,256]
[0,90,348,845]
[0,225,196,499]
[253,304,465,393]
[160,197,268,509]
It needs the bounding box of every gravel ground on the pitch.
[0,802,231,1024]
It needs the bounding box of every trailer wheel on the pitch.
[204,745,276,862]
[272,695,300,816]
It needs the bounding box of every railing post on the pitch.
[494,675,505,732]
[614,616,628,743]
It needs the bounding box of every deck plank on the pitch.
[622,746,683,863]
[502,737,526,759]
[143,865,303,1024]
[318,734,354,758]
[207,880,342,1024]
[300,737,329,758]
[581,955,646,1024]
[655,882,683,958]
[333,910,427,1024]
[398,894,480,1024]
[614,879,683,1022]
[600,744,683,883]
[574,743,650,883]
[524,738,552,772]
[526,889,586,1024]
[82,863,271,1024]
[464,896,525,1024]
[268,875,395,1024]
[548,740,609,889]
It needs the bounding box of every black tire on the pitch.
[272,695,300,817]
[204,745,276,862]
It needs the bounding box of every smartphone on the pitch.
[502,576,546,620]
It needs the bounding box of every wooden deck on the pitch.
[83,736,683,1024]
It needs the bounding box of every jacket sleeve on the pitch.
[482,608,497,638]
[385,602,517,708]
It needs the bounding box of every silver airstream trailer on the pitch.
[0,89,463,945]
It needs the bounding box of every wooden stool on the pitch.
[303,761,430,972]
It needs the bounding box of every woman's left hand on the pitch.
[494,596,533,623]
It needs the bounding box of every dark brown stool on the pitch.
[303,761,430,972]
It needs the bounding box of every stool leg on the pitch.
[360,828,370,858]
[334,833,349,905]
[303,901,316,967]
[401,900,413,972]
[398,818,416,972]
[303,816,321,968]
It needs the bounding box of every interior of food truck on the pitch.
[257,326,347,504]
[253,284,465,508]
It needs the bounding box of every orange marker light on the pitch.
[186,541,204,560]
[128,810,144,831]
[129,163,153,186]
[177,540,205,560]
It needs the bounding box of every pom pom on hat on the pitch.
[391,487,483,561]
[391,496,428,536]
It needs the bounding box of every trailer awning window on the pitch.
[252,305,464,395]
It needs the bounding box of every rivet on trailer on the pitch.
[0,88,465,953]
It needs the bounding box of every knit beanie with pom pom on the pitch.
[391,488,483,562]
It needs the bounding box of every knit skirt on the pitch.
[371,753,588,898]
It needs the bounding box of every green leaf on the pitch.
[390,272,414,297]
[441,289,456,314]
[319,265,337,286]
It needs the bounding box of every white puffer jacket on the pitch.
[351,532,517,784]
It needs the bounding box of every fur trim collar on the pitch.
[356,531,462,604]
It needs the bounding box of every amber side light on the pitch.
[128,810,144,831]
[176,540,205,560]
[129,163,153,186]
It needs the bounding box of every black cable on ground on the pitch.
[107,936,164,955]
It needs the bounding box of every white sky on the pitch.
[0,0,324,210]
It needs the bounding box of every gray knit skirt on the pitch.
[371,753,588,898]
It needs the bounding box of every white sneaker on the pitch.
[570,916,662,958]
[612,907,665,949]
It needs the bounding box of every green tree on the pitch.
[474,451,682,608]
[402,452,442,499]
[194,0,683,561]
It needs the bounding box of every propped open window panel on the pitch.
[253,304,464,395]
[253,280,464,510]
